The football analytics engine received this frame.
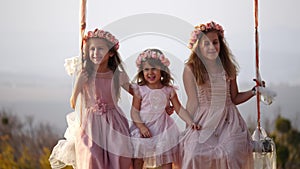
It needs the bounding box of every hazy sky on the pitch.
[1,0,299,84]
[1,0,299,132]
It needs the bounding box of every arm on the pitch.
[119,71,134,96]
[130,94,152,138]
[170,92,200,129]
[183,65,198,117]
[170,92,193,125]
[230,77,255,105]
[70,69,88,109]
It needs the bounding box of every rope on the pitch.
[254,0,261,129]
[79,0,87,126]
[80,0,87,68]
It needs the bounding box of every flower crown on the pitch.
[188,21,224,49]
[83,29,120,50]
[135,49,170,68]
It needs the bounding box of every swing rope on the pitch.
[254,0,261,130]
[79,0,87,126]
[80,0,87,67]
[78,0,263,131]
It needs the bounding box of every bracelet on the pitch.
[251,86,256,95]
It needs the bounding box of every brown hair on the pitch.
[83,37,125,99]
[186,30,239,85]
[135,49,173,86]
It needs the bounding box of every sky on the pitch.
[0,0,300,133]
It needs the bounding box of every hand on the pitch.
[165,105,174,115]
[75,69,89,88]
[190,123,201,130]
[139,126,152,138]
[253,79,266,87]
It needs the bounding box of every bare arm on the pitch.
[230,77,254,105]
[170,92,200,129]
[70,69,88,109]
[120,71,134,96]
[170,92,193,125]
[130,94,151,138]
[183,65,198,117]
[121,82,134,96]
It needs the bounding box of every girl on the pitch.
[49,29,133,169]
[181,21,258,169]
[130,49,199,169]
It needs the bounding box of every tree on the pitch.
[273,115,300,169]
[0,109,61,169]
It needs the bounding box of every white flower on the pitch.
[258,86,277,105]
[64,56,81,76]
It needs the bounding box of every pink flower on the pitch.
[161,58,170,67]
[188,21,225,50]
[151,51,158,59]
[95,98,107,115]
[136,60,141,67]
[87,31,94,37]
[83,29,120,50]
[194,29,201,34]
[200,24,206,31]
[190,38,197,43]
[113,42,120,50]
[135,50,171,68]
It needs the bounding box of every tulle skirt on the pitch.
[130,113,180,168]
[49,106,133,169]
[180,105,254,169]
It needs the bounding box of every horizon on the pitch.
[1,72,299,135]
[1,0,300,134]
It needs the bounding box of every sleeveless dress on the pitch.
[49,71,133,169]
[130,85,180,168]
[180,72,254,169]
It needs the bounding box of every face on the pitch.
[88,38,112,65]
[198,31,220,62]
[142,62,162,87]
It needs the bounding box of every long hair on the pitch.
[186,30,239,85]
[83,37,125,99]
[135,49,173,86]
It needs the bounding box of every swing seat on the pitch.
[252,127,275,153]
[252,137,273,153]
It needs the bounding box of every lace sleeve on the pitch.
[119,71,131,92]
[169,85,179,99]
[131,83,141,99]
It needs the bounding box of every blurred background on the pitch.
[0,0,299,168]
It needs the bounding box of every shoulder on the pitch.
[132,84,149,98]
[163,85,177,98]
[184,63,192,71]
[118,70,130,82]
[183,64,194,75]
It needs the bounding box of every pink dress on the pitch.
[180,72,254,169]
[49,71,133,169]
[130,85,180,168]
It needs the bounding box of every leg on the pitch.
[133,158,144,169]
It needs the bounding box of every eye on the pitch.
[151,68,157,71]
[213,40,219,45]
[203,41,210,46]
[143,68,150,71]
